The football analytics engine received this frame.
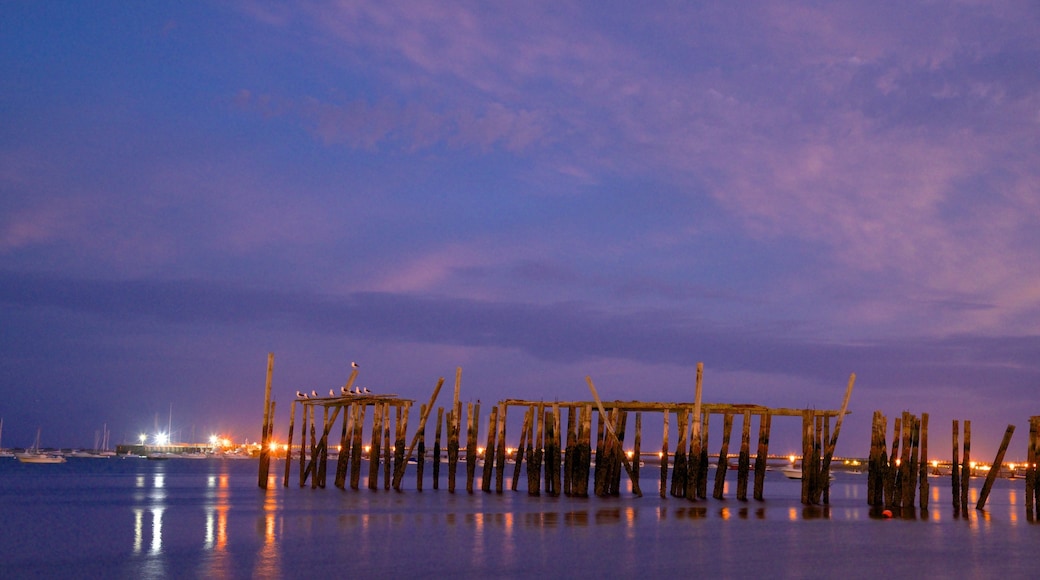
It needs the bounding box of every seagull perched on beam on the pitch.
[296,391,308,399]
[351,361,359,369]
[363,387,372,394]
[354,386,362,395]
[341,386,353,396]
[329,389,336,397]
[311,389,318,398]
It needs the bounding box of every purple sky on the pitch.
[2,2,1038,460]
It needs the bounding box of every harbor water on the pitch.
[1,457,1037,578]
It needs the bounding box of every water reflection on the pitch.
[253,486,282,578]
[131,464,168,579]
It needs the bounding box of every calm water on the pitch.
[0,457,1037,579]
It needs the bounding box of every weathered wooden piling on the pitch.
[284,400,297,488]
[1027,417,1037,516]
[713,413,734,500]
[687,363,704,501]
[816,373,854,505]
[585,376,642,497]
[551,405,562,496]
[416,404,427,491]
[885,416,900,508]
[951,419,960,511]
[660,411,669,498]
[368,403,383,490]
[482,406,498,492]
[528,405,543,496]
[495,405,507,493]
[593,408,606,495]
[466,402,477,494]
[697,412,709,500]
[801,410,812,505]
[576,404,592,497]
[976,424,1015,511]
[334,403,353,489]
[736,410,751,501]
[609,410,628,496]
[961,420,971,511]
[258,353,275,489]
[393,377,443,490]
[633,412,642,494]
[447,369,462,493]
[671,409,688,498]
[753,413,771,501]
[511,406,531,492]
[564,406,576,496]
[383,403,395,490]
[350,404,365,490]
[542,408,554,496]
[918,413,929,510]
[433,407,443,490]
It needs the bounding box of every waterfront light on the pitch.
[209,435,218,445]
[155,432,169,445]
[139,433,147,444]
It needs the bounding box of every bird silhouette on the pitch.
[341,386,352,396]
[296,391,308,399]
[363,387,372,394]
[351,361,359,369]
[311,390,318,398]
[329,389,335,397]
[354,386,362,395]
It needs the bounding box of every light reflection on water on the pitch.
[2,459,1039,577]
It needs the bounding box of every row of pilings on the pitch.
[257,360,857,506]
[868,411,1040,518]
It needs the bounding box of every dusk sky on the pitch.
[2,2,1038,460]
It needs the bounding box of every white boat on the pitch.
[780,467,835,481]
[16,428,66,464]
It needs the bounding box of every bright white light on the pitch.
[209,435,218,445]
[139,434,147,443]
[156,432,169,445]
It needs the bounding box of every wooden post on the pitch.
[368,403,383,490]
[466,401,477,494]
[552,404,562,496]
[951,419,960,511]
[671,409,688,498]
[905,415,920,509]
[713,412,734,500]
[817,373,854,504]
[392,377,444,490]
[577,404,592,497]
[697,412,710,499]
[381,404,391,490]
[1027,417,1037,516]
[258,352,275,489]
[918,413,929,510]
[976,425,1015,510]
[448,368,462,493]
[433,407,443,490]
[511,406,532,492]
[298,403,309,487]
[350,404,365,490]
[633,412,642,495]
[898,412,913,508]
[886,416,901,509]
[610,410,628,496]
[688,363,704,500]
[736,410,751,501]
[961,420,971,511]
[283,400,297,488]
[390,403,406,490]
[593,408,606,495]
[530,404,544,496]
[801,410,812,505]
[334,403,353,489]
[308,406,318,489]
[753,413,771,501]
[660,410,669,498]
[482,406,498,492]
[564,406,576,496]
[495,405,507,493]
[585,376,641,497]
[417,404,427,492]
